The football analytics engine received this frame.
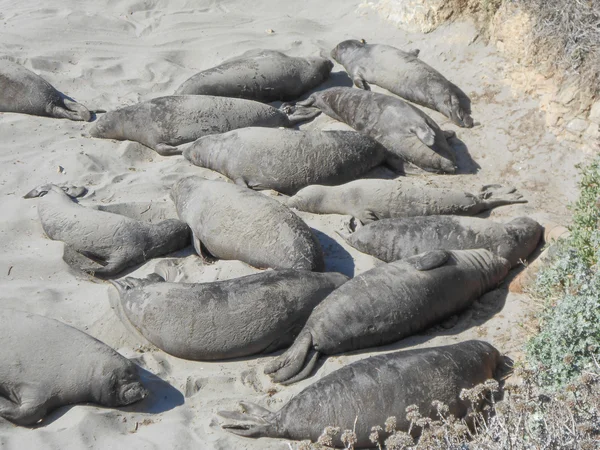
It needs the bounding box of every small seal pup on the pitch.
[175,49,333,102]
[220,340,503,448]
[331,40,473,127]
[264,248,510,383]
[24,184,190,277]
[341,216,543,267]
[171,177,324,271]
[285,87,457,173]
[288,179,527,224]
[110,270,348,360]
[0,59,91,121]
[89,95,318,156]
[183,128,388,195]
[0,309,147,426]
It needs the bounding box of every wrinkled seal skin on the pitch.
[289,87,457,173]
[288,179,527,224]
[110,270,348,360]
[89,95,318,156]
[0,309,147,426]
[220,340,502,448]
[331,40,473,127]
[264,249,510,384]
[183,128,387,195]
[23,184,190,277]
[175,49,333,102]
[0,59,91,121]
[171,177,324,271]
[343,216,543,267]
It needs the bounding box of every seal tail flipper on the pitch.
[478,185,528,210]
[154,143,183,156]
[53,99,92,122]
[264,329,317,384]
[218,402,277,438]
[278,350,320,385]
[285,105,321,125]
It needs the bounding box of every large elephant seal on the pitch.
[264,248,510,383]
[286,87,457,173]
[175,49,333,102]
[0,59,91,121]
[220,340,502,448]
[171,177,324,271]
[182,128,387,195]
[341,215,543,267]
[331,40,473,128]
[0,309,147,426]
[288,179,527,224]
[110,270,348,360]
[24,184,190,277]
[89,95,318,156]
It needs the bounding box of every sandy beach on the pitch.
[0,0,590,448]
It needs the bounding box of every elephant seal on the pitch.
[220,340,502,448]
[89,95,318,156]
[0,309,147,426]
[182,128,387,195]
[171,177,324,271]
[0,59,91,121]
[110,270,348,360]
[286,87,457,173]
[24,184,190,277]
[264,248,510,383]
[288,179,527,224]
[331,40,473,128]
[175,49,333,102]
[341,216,543,267]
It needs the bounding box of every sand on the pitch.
[0,0,589,448]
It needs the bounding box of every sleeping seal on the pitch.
[89,95,318,156]
[24,184,190,277]
[288,179,527,224]
[341,215,543,267]
[220,340,502,448]
[0,59,91,121]
[264,248,510,383]
[110,270,348,360]
[331,40,473,127]
[182,127,387,195]
[171,177,324,271]
[285,87,457,173]
[0,309,147,426]
[175,49,333,102]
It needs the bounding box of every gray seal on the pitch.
[287,87,457,173]
[175,49,333,102]
[219,340,502,448]
[24,184,190,277]
[264,248,510,383]
[331,40,473,127]
[0,59,91,121]
[171,176,324,271]
[89,95,318,156]
[341,215,543,267]
[288,179,527,224]
[110,270,348,360]
[0,309,147,426]
[182,127,388,195]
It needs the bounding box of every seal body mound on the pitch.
[220,340,502,448]
[290,87,456,173]
[89,95,317,156]
[111,270,348,360]
[331,40,473,127]
[171,177,324,271]
[24,185,190,277]
[288,179,527,224]
[175,50,333,102]
[264,249,510,384]
[0,309,147,426]
[183,128,387,195]
[343,215,543,267]
[0,59,91,121]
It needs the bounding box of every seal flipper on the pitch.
[218,402,278,438]
[478,185,527,210]
[0,392,47,426]
[413,124,436,147]
[192,233,217,264]
[264,329,317,383]
[352,73,371,91]
[154,143,183,157]
[52,99,92,122]
[285,105,321,125]
[405,250,450,271]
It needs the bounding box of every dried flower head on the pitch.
[340,430,357,448]
[369,425,383,445]
[384,416,397,433]
[317,426,340,446]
